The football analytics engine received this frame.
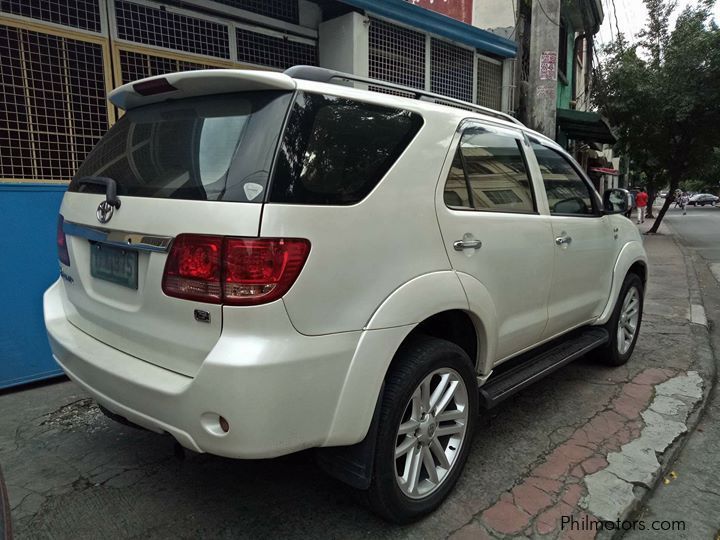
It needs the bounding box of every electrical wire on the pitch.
[610,0,622,40]
[604,0,615,41]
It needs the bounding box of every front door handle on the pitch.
[555,234,572,246]
[454,233,482,251]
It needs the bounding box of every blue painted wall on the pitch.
[0,184,66,389]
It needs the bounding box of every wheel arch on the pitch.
[595,241,648,325]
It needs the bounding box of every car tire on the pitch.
[362,335,478,524]
[597,273,644,366]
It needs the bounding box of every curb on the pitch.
[447,223,720,539]
[611,220,719,538]
[0,465,12,540]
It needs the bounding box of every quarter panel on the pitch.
[262,112,458,335]
[364,271,469,329]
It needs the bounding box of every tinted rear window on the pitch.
[70,91,292,202]
[270,93,423,205]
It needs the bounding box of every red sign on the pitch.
[407,0,473,24]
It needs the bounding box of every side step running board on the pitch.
[479,328,609,409]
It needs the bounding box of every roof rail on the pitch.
[284,65,524,127]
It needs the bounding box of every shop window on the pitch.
[0,0,102,33]
[0,24,109,181]
[236,27,316,69]
[477,56,503,110]
[115,1,230,59]
[430,38,474,103]
[369,18,425,96]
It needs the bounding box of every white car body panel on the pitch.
[59,192,262,376]
[364,271,468,330]
[540,214,617,338]
[44,68,649,459]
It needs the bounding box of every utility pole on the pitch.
[527,0,561,139]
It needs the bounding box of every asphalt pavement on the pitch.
[0,213,716,539]
[625,204,720,539]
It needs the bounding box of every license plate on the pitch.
[90,243,138,289]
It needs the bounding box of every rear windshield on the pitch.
[270,93,424,205]
[70,91,292,202]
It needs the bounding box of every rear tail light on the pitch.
[162,235,223,303]
[162,235,310,306]
[57,215,71,266]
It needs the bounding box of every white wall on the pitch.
[472,0,516,37]
[318,12,369,78]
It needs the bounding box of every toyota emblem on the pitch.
[96,200,114,224]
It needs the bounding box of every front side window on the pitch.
[531,142,597,216]
[270,93,423,205]
[443,125,535,213]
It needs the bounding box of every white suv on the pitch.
[44,66,647,523]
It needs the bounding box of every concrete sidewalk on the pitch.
[449,224,716,539]
[622,219,720,539]
[0,222,715,539]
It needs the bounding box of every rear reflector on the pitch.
[162,235,310,306]
[57,215,70,266]
[133,77,177,96]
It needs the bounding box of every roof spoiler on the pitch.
[109,69,296,110]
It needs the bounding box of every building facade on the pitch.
[0,0,517,388]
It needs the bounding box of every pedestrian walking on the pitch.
[681,192,689,215]
[636,187,648,224]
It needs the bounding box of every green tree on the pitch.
[593,0,720,232]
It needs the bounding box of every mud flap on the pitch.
[315,384,384,490]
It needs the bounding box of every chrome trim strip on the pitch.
[63,221,172,253]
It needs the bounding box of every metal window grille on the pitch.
[368,18,425,96]
[115,1,230,59]
[0,24,109,181]
[0,0,102,33]
[236,27,316,69]
[119,49,222,84]
[210,0,298,24]
[477,57,503,110]
[430,38,474,103]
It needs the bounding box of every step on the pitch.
[479,327,609,409]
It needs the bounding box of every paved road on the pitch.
[664,204,720,263]
[624,204,720,539]
[0,226,712,539]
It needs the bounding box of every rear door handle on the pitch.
[555,234,572,246]
[454,233,482,251]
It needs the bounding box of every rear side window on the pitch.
[70,91,293,202]
[444,125,535,213]
[270,93,423,205]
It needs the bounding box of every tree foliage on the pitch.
[593,0,720,232]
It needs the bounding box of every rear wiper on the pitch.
[77,176,121,209]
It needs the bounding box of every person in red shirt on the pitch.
[635,188,648,224]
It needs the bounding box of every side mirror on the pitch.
[603,188,629,215]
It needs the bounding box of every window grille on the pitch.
[115,1,230,59]
[0,24,109,181]
[210,0,298,24]
[368,18,425,96]
[477,57,503,110]
[0,0,102,33]
[236,27,316,69]
[430,38,474,102]
[119,50,222,84]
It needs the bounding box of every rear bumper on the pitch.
[44,279,361,458]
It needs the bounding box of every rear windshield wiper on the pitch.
[77,176,121,209]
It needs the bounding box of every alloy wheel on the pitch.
[617,286,640,355]
[394,368,469,499]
